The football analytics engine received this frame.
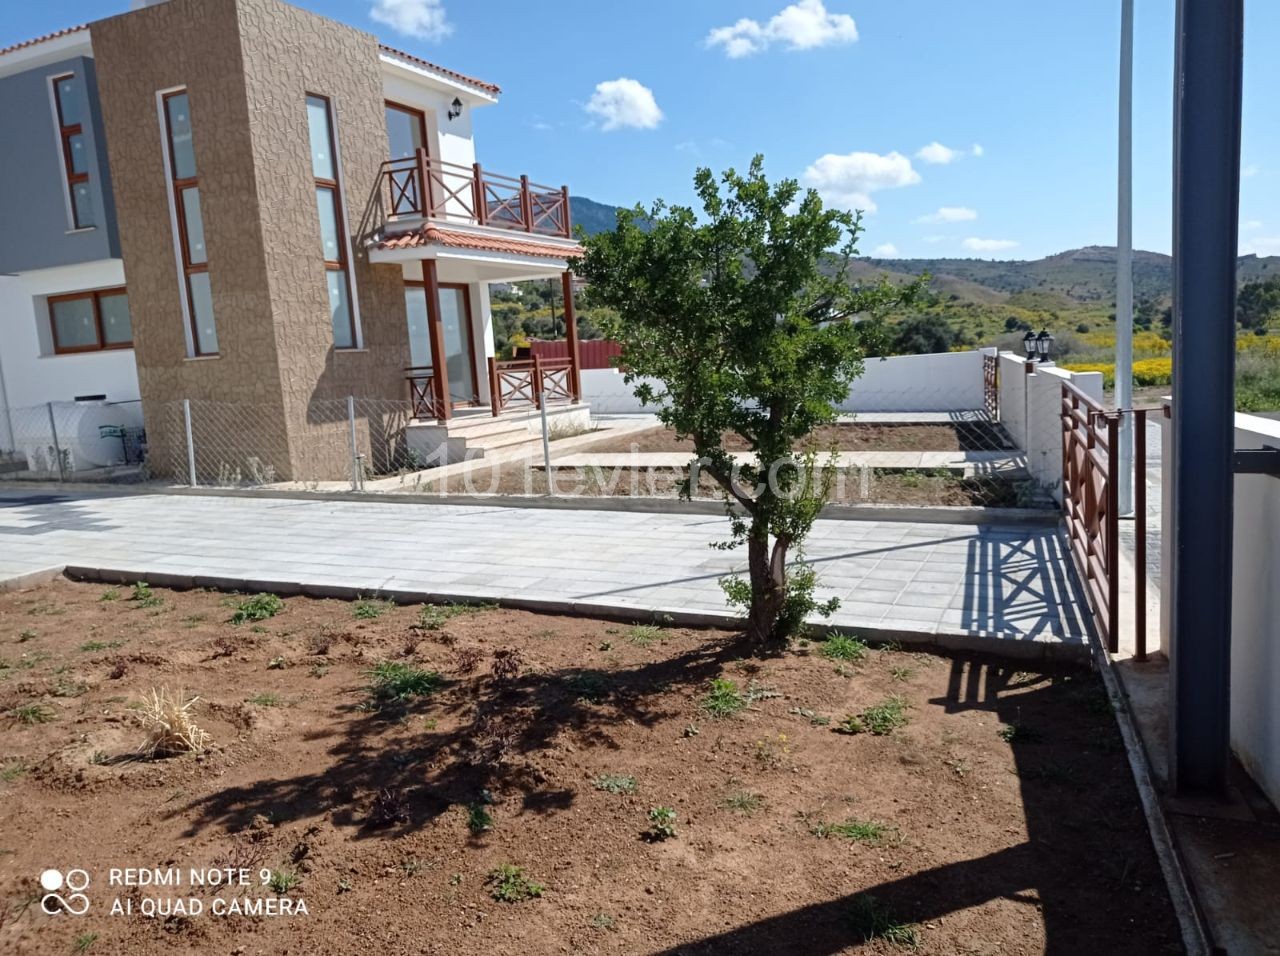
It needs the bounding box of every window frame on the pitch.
[47,287,132,354]
[49,72,93,230]
[307,93,358,350]
[160,88,217,357]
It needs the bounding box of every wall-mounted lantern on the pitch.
[1035,329,1055,362]
[1022,329,1037,359]
[447,97,463,121]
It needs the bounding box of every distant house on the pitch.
[0,0,586,478]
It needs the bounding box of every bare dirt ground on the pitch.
[583,423,1014,455]
[0,580,1179,955]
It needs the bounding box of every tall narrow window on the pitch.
[307,95,356,349]
[51,73,94,229]
[162,90,218,356]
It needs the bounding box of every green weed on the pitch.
[820,633,867,662]
[366,660,441,706]
[486,864,544,903]
[836,697,910,736]
[645,806,678,841]
[847,895,920,947]
[592,773,638,795]
[230,593,285,625]
[701,678,747,718]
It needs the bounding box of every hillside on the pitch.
[569,196,627,236]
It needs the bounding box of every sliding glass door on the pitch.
[404,280,478,406]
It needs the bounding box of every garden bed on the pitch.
[583,423,1015,455]
[0,580,1178,954]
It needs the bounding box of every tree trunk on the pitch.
[744,526,788,652]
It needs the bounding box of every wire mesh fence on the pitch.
[0,400,147,484]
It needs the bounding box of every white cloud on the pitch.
[915,206,977,224]
[800,150,920,213]
[370,0,451,41]
[872,243,899,257]
[585,78,664,131]
[971,143,985,157]
[706,0,857,58]
[963,237,1019,253]
[916,142,962,165]
[1241,235,1280,257]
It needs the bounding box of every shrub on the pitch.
[230,593,285,625]
[136,687,211,756]
[486,864,544,903]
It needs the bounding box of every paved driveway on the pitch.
[0,490,1089,659]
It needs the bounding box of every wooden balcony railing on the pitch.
[487,355,577,416]
[364,150,572,240]
[406,365,446,420]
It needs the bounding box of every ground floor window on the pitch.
[47,287,132,353]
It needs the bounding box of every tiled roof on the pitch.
[378,43,500,96]
[0,24,89,57]
[378,226,581,260]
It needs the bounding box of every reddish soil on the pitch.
[584,423,1014,455]
[0,580,1179,955]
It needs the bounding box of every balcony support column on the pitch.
[423,257,451,421]
[562,271,582,403]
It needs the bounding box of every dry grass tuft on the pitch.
[136,687,211,757]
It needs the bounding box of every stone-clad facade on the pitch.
[91,0,408,480]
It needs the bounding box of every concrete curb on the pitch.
[55,564,1088,664]
[2,479,1060,527]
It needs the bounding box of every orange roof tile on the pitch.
[378,44,500,96]
[378,226,580,260]
[0,24,89,57]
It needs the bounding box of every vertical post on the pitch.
[422,258,451,421]
[1116,0,1135,516]
[560,185,572,237]
[182,398,197,488]
[472,162,487,225]
[1169,0,1242,796]
[519,174,533,232]
[488,356,502,416]
[415,146,431,217]
[46,402,66,481]
[347,396,361,492]
[1106,412,1120,653]
[531,353,544,405]
[562,271,583,402]
[539,390,553,496]
[1135,409,1148,661]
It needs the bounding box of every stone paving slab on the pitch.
[0,490,1089,660]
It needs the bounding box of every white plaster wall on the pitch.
[1229,412,1280,809]
[839,349,987,413]
[0,260,140,451]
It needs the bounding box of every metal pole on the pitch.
[1169,0,1242,796]
[347,396,362,492]
[46,402,65,481]
[1116,0,1135,516]
[182,398,197,488]
[539,391,553,496]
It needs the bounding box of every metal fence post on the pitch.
[539,391,553,496]
[46,402,66,481]
[182,399,197,488]
[347,396,363,492]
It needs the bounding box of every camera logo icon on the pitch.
[40,869,90,916]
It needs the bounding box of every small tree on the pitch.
[1236,277,1280,331]
[574,157,920,650]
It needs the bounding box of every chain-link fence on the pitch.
[0,400,147,484]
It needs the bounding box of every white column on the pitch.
[1116,0,1135,515]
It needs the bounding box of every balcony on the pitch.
[363,150,572,241]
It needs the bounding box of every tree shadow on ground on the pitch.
[653,657,1182,955]
[171,633,743,839]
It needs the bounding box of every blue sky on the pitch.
[7,1,1279,260]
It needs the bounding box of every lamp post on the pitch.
[1117,0,1136,517]
[1022,330,1037,360]
[1035,329,1055,363]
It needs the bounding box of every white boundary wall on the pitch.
[583,349,991,416]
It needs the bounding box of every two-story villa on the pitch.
[0,0,585,480]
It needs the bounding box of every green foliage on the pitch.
[700,678,748,718]
[416,601,495,631]
[247,692,282,707]
[73,932,99,953]
[819,633,867,662]
[486,864,544,903]
[268,869,300,894]
[1237,277,1280,330]
[11,703,53,725]
[131,582,162,609]
[624,624,663,647]
[79,640,123,652]
[353,596,393,620]
[100,587,120,602]
[593,773,638,795]
[998,721,1041,743]
[366,661,442,706]
[808,816,890,844]
[724,791,764,814]
[230,593,285,625]
[836,696,910,736]
[577,157,920,648]
[847,895,920,948]
[645,806,678,841]
[888,313,970,355]
[466,802,494,834]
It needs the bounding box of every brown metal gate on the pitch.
[982,353,999,420]
[1061,381,1120,652]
